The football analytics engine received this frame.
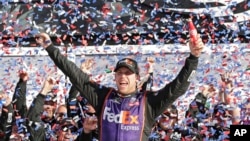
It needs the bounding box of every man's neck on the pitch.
[117,91,137,98]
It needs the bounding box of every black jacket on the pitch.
[26,94,46,141]
[46,44,199,141]
[12,79,28,118]
[67,85,99,141]
[0,103,14,141]
[0,78,28,141]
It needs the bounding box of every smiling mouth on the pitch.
[120,82,128,85]
[64,136,71,140]
[119,84,128,89]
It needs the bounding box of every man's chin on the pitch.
[43,116,53,122]
[64,134,75,140]
[58,137,72,141]
[63,137,73,141]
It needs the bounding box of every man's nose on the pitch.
[67,129,72,134]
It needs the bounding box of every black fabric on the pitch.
[0,105,14,141]
[114,58,139,74]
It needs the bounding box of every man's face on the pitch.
[115,67,138,95]
[57,130,76,141]
[57,124,78,141]
[43,103,55,120]
[0,92,11,106]
[242,103,250,117]
[55,105,67,122]
[159,113,178,130]
[159,116,172,130]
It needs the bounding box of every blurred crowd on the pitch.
[0,58,249,141]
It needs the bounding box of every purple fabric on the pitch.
[100,91,146,141]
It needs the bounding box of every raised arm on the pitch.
[77,116,98,141]
[12,71,28,118]
[147,34,204,118]
[26,76,58,141]
[27,76,57,122]
[0,91,13,141]
[138,57,155,92]
[219,72,241,124]
[35,33,110,108]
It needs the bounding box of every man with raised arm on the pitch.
[35,32,204,141]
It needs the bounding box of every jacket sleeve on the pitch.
[45,45,110,109]
[12,78,27,118]
[26,94,46,122]
[66,85,80,118]
[147,54,199,118]
[0,104,14,141]
[26,94,46,141]
[68,85,79,100]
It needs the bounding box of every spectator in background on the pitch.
[82,116,98,140]
[181,71,242,140]
[26,76,58,140]
[54,104,68,123]
[83,104,98,141]
[241,101,250,125]
[204,71,242,140]
[67,59,99,140]
[35,32,204,141]
[0,90,13,141]
[41,94,57,123]
[26,74,91,141]
[149,104,178,141]
[9,71,29,141]
[66,59,94,119]
[77,104,98,141]
[12,70,28,119]
[80,59,94,77]
[55,117,79,141]
[209,72,239,126]
[185,92,208,129]
[138,57,155,92]
[219,72,241,125]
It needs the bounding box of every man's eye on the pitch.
[124,72,132,75]
[116,72,122,75]
[116,71,133,75]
